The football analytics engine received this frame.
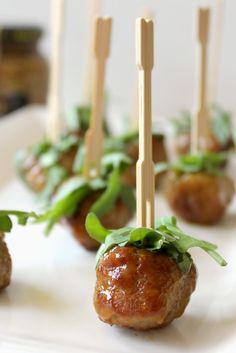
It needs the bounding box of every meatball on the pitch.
[0,234,12,290]
[122,134,168,188]
[21,147,77,193]
[94,246,197,330]
[165,171,235,224]
[62,192,133,250]
[175,132,234,156]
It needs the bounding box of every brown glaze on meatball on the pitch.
[63,191,133,251]
[165,171,235,224]
[94,246,197,330]
[175,132,234,156]
[22,147,77,193]
[122,134,168,188]
[0,234,12,290]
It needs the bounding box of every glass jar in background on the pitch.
[0,26,48,117]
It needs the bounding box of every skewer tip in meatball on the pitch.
[0,233,12,290]
[165,171,234,224]
[63,192,133,251]
[94,246,197,330]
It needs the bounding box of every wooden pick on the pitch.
[82,0,101,105]
[136,18,155,228]
[47,0,65,143]
[209,0,225,103]
[83,17,112,179]
[191,8,210,153]
[131,10,155,130]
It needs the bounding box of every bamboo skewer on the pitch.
[191,8,210,153]
[82,0,101,105]
[131,9,155,130]
[47,0,65,143]
[83,17,112,179]
[209,0,225,103]
[136,18,155,229]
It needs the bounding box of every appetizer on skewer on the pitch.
[39,154,135,250]
[86,212,226,329]
[37,17,135,251]
[159,8,235,225]
[16,134,80,197]
[157,152,234,224]
[85,18,226,330]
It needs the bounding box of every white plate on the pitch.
[0,107,236,353]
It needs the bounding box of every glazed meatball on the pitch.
[94,246,197,330]
[22,147,77,193]
[165,171,234,224]
[175,132,234,156]
[0,234,12,290]
[122,134,168,187]
[63,192,133,250]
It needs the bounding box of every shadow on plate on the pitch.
[118,311,236,350]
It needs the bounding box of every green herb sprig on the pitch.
[155,151,227,176]
[36,165,135,235]
[171,105,234,146]
[0,211,40,233]
[85,213,227,273]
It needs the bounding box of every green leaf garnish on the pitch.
[85,213,227,272]
[0,211,40,232]
[66,105,110,135]
[211,104,233,145]
[85,213,111,243]
[37,165,68,205]
[36,169,135,235]
[171,105,234,146]
[155,151,227,176]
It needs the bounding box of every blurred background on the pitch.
[0,0,235,118]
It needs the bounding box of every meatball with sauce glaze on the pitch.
[165,171,234,224]
[0,233,12,290]
[21,146,78,193]
[63,192,133,251]
[94,246,197,330]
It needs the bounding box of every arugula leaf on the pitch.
[0,215,12,232]
[101,152,132,174]
[66,105,91,133]
[31,140,52,157]
[86,213,227,272]
[104,131,138,154]
[211,105,232,145]
[171,105,233,145]
[0,211,40,232]
[85,213,111,243]
[119,185,136,214]
[91,169,122,217]
[155,152,227,176]
[37,165,68,205]
[73,145,85,173]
